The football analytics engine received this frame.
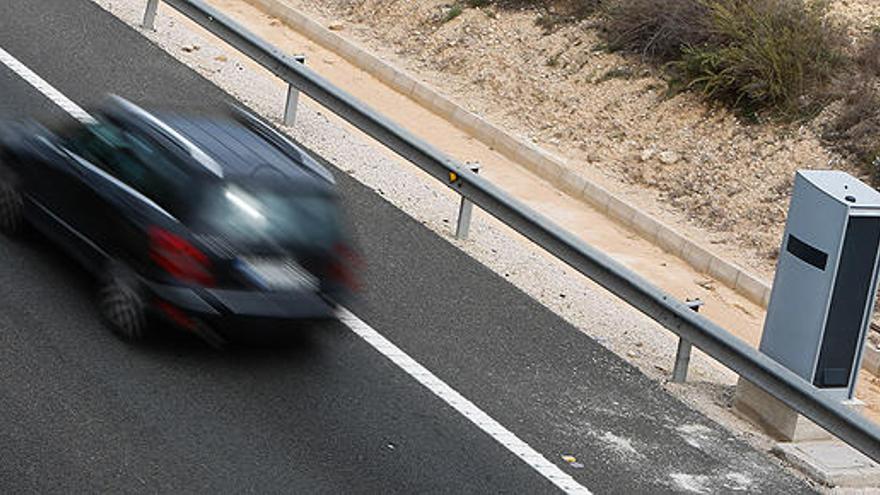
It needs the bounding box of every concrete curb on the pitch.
[245,0,880,376]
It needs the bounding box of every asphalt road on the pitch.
[0,0,815,493]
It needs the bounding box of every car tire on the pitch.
[0,159,24,236]
[97,263,149,341]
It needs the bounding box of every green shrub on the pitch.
[599,0,845,118]
[673,0,845,118]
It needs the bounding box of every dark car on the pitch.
[0,96,359,345]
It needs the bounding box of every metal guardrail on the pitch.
[142,0,880,463]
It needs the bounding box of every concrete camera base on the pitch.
[735,378,879,488]
[734,378,836,442]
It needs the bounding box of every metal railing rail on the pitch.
[144,0,880,463]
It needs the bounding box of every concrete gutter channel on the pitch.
[245,0,880,378]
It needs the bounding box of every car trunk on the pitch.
[184,180,349,292]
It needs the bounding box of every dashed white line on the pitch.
[0,42,592,494]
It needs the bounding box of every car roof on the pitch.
[159,113,311,180]
[98,96,334,187]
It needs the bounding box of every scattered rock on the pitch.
[696,279,716,291]
[658,150,680,165]
[640,149,655,162]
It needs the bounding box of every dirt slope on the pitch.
[275,0,880,280]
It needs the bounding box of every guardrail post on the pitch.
[142,0,159,30]
[283,55,306,126]
[455,162,481,240]
[283,85,300,126]
[672,299,704,383]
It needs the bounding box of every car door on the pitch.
[15,123,119,268]
[34,122,156,269]
[66,123,194,271]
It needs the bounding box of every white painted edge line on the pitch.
[0,42,591,494]
[0,46,96,125]
[338,308,591,494]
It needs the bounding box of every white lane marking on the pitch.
[0,46,96,124]
[338,308,591,494]
[0,42,592,494]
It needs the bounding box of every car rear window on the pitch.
[189,182,343,251]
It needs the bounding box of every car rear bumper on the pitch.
[144,280,339,335]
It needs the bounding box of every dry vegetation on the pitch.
[825,29,880,184]
[299,0,880,273]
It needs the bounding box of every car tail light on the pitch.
[149,226,215,287]
[328,243,362,291]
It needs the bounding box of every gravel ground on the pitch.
[90,0,816,488]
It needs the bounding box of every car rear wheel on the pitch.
[0,160,24,235]
[98,264,149,341]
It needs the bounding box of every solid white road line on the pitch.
[0,42,592,494]
[338,308,591,494]
[0,46,96,124]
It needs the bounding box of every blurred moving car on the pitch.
[0,96,359,345]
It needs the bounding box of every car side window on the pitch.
[65,123,123,170]
[119,130,191,214]
[66,123,190,215]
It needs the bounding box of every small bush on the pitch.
[827,31,880,184]
[829,88,880,183]
[599,0,845,118]
[599,0,713,61]
[855,29,880,78]
[673,0,845,117]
